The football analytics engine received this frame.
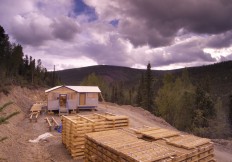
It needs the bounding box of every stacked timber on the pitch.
[61,113,129,159]
[85,129,177,162]
[137,127,215,162]
[85,128,215,162]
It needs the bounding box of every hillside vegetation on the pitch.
[0,25,60,94]
[57,61,232,138]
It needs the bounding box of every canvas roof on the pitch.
[45,85,101,93]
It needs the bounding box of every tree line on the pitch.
[81,63,232,138]
[0,25,60,94]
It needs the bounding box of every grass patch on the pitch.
[0,101,14,112]
[0,137,8,142]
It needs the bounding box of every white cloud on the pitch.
[204,47,232,61]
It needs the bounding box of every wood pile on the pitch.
[61,113,129,159]
[85,128,215,162]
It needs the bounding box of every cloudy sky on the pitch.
[0,0,232,70]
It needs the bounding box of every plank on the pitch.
[167,135,211,149]
[45,117,52,131]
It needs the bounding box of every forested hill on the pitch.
[56,65,167,85]
[56,61,232,103]
[56,61,232,93]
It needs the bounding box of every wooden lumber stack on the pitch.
[85,128,215,162]
[162,135,214,162]
[137,127,215,162]
[61,113,129,159]
[85,129,177,162]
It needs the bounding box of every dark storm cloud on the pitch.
[150,38,216,67]
[10,15,80,46]
[51,17,80,41]
[206,30,232,48]
[117,0,232,47]
[79,36,130,66]
[10,14,53,46]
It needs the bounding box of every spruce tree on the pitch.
[143,63,154,112]
[136,73,144,106]
[229,95,232,126]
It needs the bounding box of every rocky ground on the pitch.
[0,87,232,162]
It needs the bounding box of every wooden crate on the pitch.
[85,128,215,162]
[61,113,129,159]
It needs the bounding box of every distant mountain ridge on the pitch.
[56,61,232,86]
[56,61,232,98]
[56,65,165,85]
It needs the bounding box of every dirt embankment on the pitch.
[0,86,232,162]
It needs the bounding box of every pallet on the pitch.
[61,113,129,159]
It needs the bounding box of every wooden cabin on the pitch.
[45,85,101,113]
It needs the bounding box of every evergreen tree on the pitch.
[143,63,154,111]
[192,83,215,129]
[136,73,144,106]
[129,89,132,105]
[10,44,23,76]
[0,25,11,77]
[111,86,115,103]
[229,95,232,126]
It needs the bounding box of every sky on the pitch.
[0,0,232,70]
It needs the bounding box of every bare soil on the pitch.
[0,87,232,162]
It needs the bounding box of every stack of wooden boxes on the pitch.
[61,113,129,159]
[85,127,215,162]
